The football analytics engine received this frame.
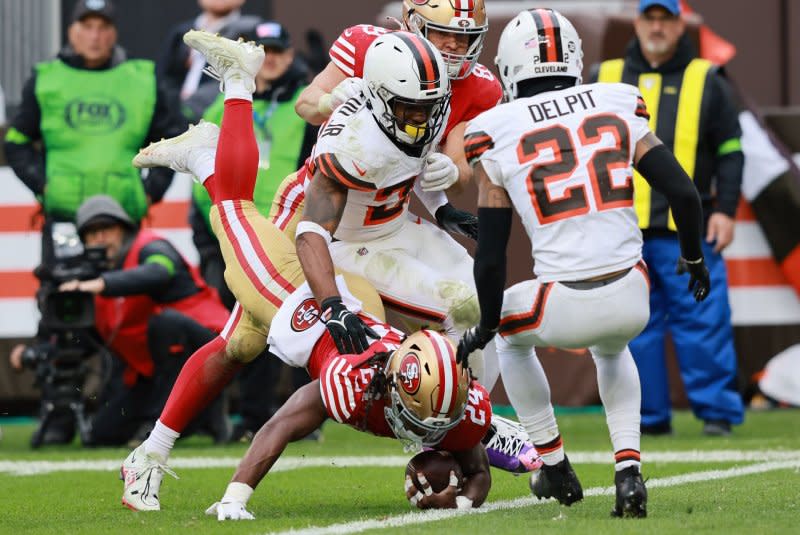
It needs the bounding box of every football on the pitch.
[405,450,464,493]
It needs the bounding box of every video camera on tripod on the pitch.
[21,222,109,448]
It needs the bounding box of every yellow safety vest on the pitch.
[598,58,713,230]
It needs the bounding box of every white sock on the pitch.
[591,345,641,472]
[144,419,180,462]
[187,147,216,184]
[497,336,562,463]
[223,78,252,102]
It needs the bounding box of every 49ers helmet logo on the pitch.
[291,298,321,332]
[398,353,421,394]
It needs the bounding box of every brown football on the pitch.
[405,450,464,493]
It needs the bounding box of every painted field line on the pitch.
[267,460,800,535]
[2,450,800,476]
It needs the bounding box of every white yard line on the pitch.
[267,460,800,535]
[2,450,800,476]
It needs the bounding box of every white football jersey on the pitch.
[309,98,446,242]
[465,82,651,282]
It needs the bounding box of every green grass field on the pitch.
[1,409,799,534]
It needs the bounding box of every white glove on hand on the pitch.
[420,153,459,192]
[205,500,255,521]
[330,77,366,109]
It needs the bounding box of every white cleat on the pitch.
[132,120,219,176]
[120,443,178,512]
[183,29,264,94]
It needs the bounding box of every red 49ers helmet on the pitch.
[384,329,469,447]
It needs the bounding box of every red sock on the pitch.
[213,98,258,201]
[159,336,242,432]
[203,174,217,204]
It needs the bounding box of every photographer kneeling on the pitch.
[63,195,231,446]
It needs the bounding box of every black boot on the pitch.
[611,466,648,518]
[529,455,584,506]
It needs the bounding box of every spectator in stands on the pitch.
[3,0,186,268]
[190,20,319,442]
[589,0,745,436]
[12,195,232,446]
[158,0,260,120]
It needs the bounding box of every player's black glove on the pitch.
[321,296,379,354]
[435,203,478,241]
[676,257,711,302]
[456,325,497,368]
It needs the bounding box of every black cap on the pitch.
[244,21,291,50]
[71,0,116,24]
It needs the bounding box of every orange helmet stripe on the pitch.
[395,32,439,90]
[530,8,564,64]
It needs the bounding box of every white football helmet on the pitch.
[495,8,583,101]
[402,0,488,80]
[363,32,451,147]
[384,330,469,447]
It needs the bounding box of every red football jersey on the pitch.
[328,25,502,141]
[310,317,492,451]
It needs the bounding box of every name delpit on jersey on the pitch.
[528,88,597,124]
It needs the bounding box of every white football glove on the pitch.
[420,153,459,192]
[205,500,255,521]
[330,77,367,109]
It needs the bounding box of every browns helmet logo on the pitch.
[398,353,422,394]
[291,298,321,332]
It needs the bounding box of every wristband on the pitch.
[296,221,332,245]
[682,257,704,264]
[222,481,253,504]
[317,93,334,115]
[455,495,474,510]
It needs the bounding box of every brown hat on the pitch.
[71,0,116,24]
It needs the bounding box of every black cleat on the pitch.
[611,466,648,518]
[529,455,584,506]
[702,420,731,437]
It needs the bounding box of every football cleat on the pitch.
[120,443,178,512]
[530,455,584,506]
[611,466,647,518]
[483,415,543,474]
[183,30,264,94]
[132,120,219,177]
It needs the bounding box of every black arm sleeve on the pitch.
[101,240,180,296]
[714,151,744,217]
[635,145,704,260]
[4,142,46,196]
[706,73,743,217]
[473,207,513,331]
[101,263,171,296]
[142,78,190,203]
[4,73,46,195]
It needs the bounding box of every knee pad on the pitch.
[436,280,480,329]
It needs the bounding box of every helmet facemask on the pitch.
[370,87,450,146]
[407,13,487,80]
